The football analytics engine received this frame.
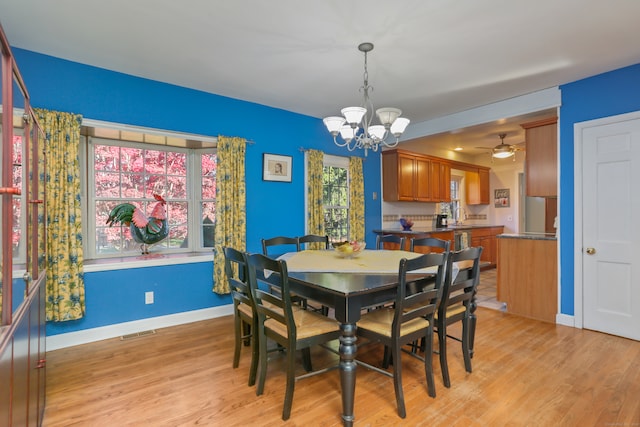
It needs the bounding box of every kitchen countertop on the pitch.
[373,225,504,234]
[497,233,557,240]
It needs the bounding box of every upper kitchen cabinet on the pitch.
[383,148,486,203]
[382,149,452,202]
[465,167,490,205]
[522,117,558,197]
[430,159,451,202]
[382,149,431,201]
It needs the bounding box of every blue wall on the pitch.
[18,44,640,331]
[558,63,640,315]
[13,48,382,336]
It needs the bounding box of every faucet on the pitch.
[454,207,467,225]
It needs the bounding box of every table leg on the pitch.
[339,322,357,426]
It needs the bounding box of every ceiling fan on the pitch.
[476,133,525,161]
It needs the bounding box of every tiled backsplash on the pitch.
[383,214,487,222]
[382,213,487,230]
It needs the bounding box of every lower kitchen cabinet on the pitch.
[373,227,503,266]
[469,226,504,268]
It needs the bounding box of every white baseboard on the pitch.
[46,304,234,351]
[555,313,575,327]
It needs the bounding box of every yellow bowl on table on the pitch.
[333,241,366,259]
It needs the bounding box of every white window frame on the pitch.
[82,120,217,260]
[321,154,350,242]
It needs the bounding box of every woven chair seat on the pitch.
[358,307,430,338]
[237,302,253,318]
[435,304,466,320]
[265,309,339,340]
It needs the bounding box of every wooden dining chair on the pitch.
[375,234,406,250]
[261,236,300,257]
[245,252,341,421]
[355,252,448,418]
[436,246,483,388]
[410,237,450,254]
[223,246,258,387]
[298,234,329,250]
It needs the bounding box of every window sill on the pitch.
[83,252,213,273]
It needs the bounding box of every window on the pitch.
[322,155,350,242]
[448,176,463,223]
[85,124,216,259]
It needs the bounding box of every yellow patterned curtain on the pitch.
[36,109,85,321]
[306,149,325,249]
[213,136,246,294]
[349,156,365,242]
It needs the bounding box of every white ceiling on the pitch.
[2,0,640,154]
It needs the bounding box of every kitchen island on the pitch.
[497,233,557,323]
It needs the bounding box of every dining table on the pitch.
[276,249,460,426]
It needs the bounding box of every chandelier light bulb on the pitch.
[323,116,346,136]
[341,107,367,126]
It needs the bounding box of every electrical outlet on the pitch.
[372,191,378,200]
[145,291,154,304]
[507,215,513,222]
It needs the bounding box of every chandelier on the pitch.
[323,42,410,156]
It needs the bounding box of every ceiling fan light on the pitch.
[492,149,514,159]
[376,107,402,126]
[341,107,366,125]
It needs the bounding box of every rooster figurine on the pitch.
[106,194,169,254]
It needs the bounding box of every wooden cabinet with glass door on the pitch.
[0,20,47,427]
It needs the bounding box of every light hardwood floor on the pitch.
[43,297,640,426]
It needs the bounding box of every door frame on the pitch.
[573,109,640,329]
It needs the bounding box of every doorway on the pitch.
[575,110,640,340]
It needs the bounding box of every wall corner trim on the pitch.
[555,313,575,327]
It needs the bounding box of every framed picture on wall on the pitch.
[263,153,292,182]
[494,188,510,208]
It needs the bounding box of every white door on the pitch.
[580,114,640,340]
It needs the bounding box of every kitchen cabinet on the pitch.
[545,198,557,234]
[373,230,454,251]
[469,226,503,267]
[430,160,451,202]
[372,227,503,267]
[428,231,455,251]
[383,150,431,201]
[522,117,557,197]
[465,168,490,205]
[382,149,452,202]
[497,235,557,323]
